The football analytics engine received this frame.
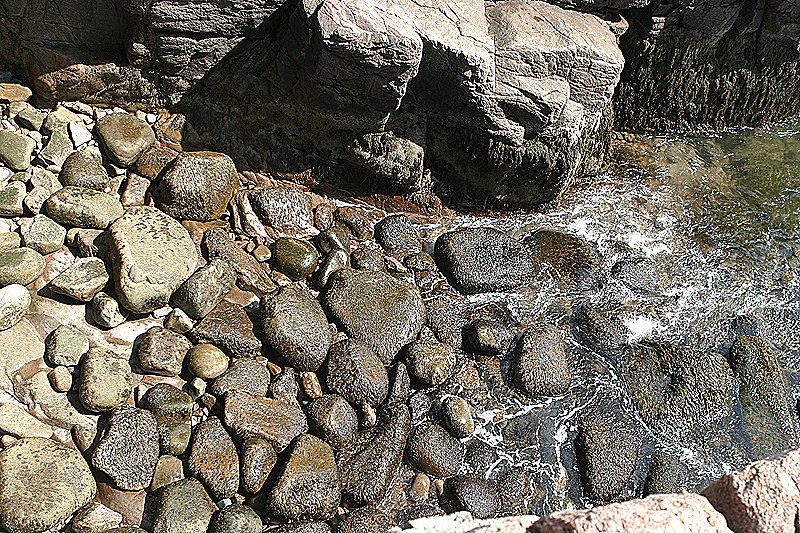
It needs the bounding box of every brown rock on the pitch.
[703,448,800,533]
[223,389,307,452]
[187,416,239,500]
[530,493,732,533]
[205,227,275,296]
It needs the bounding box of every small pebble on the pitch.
[266,361,282,376]
[1,435,18,447]
[434,479,445,496]
[410,473,431,502]
[301,371,323,399]
[252,244,270,262]
[165,307,194,333]
[186,343,229,379]
[48,366,72,392]
[360,402,377,429]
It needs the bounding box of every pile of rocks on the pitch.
[0,78,798,533]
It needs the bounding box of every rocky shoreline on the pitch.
[0,77,798,533]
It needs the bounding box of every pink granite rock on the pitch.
[529,493,732,533]
[702,448,800,533]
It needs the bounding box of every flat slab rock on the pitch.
[703,448,800,533]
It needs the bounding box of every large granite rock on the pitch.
[156,151,239,221]
[0,438,96,533]
[92,406,160,491]
[107,206,198,313]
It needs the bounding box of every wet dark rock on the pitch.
[107,205,198,313]
[728,336,798,458]
[374,214,422,258]
[60,149,110,190]
[338,403,411,506]
[272,237,319,280]
[188,416,239,500]
[49,256,110,302]
[435,228,534,294]
[96,112,156,167]
[324,268,425,364]
[463,319,515,356]
[307,394,358,450]
[45,323,89,366]
[241,437,277,494]
[208,504,261,533]
[575,399,653,504]
[269,434,341,522]
[315,248,349,290]
[408,391,433,423]
[78,347,133,412]
[45,186,124,229]
[445,476,500,519]
[407,421,465,478]
[326,339,389,407]
[571,304,625,356]
[141,383,194,424]
[209,358,270,398]
[0,437,96,533]
[335,508,394,533]
[611,257,658,293]
[205,227,275,296]
[223,389,307,452]
[173,258,236,319]
[262,285,332,372]
[514,323,570,397]
[247,186,313,230]
[405,339,457,387]
[136,147,177,179]
[157,151,239,221]
[317,226,351,255]
[189,300,262,358]
[525,230,602,290]
[137,326,192,377]
[158,423,191,456]
[389,362,411,404]
[153,478,215,533]
[274,522,332,533]
[645,448,707,494]
[334,207,374,240]
[0,247,45,286]
[350,245,386,272]
[442,396,474,438]
[92,406,160,491]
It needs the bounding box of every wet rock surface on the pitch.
[92,406,160,491]
[157,151,239,221]
[326,339,389,407]
[263,285,331,371]
[187,416,239,500]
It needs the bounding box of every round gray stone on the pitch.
[0,247,45,286]
[156,151,239,221]
[78,347,133,412]
[45,186,124,229]
[92,406,160,491]
[96,112,156,167]
[60,150,110,190]
[45,323,89,366]
[208,504,261,533]
[49,256,110,302]
[0,284,30,331]
[20,214,66,255]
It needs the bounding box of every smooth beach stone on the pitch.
[60,150,110,190]
[326,339,388,407]
[0,284,30,331]
[463,319,515,356]
[442,395,474,438]
[107,206,198,314]
[514,322,570,397]
[247,186,313,230]
[434,227,535,294]
[315,248,348,289]
[269,434,341,522]
[137,326,192,377]
[445,476,500,519]
[41,107,80,136]
[157,151,239,221]
[223,390,307,452]
[204,227,275,296]
[405,339,457,387]
[0,247,45,286]
[0,130,35,171]
[78,347,133,412]
[151,455,185,492]
[186,343,228,379]
[136,147,177,179]
[141,383,194,424]
[165,307,194,334]
[0,437,96,533]
[45,323,89,366]
[272,237,319,280]
[241,437,277,494]
[96,112,156,167]
[188,416,239,500]
[45,186,124,229]
[334,207,374,240]
[23,186,50,215]
[15,106,44,130]
[189,300,261,358]
[307,394,358,450]
[49,256,109,302]
[0,231,20,253]
[350,245,386,272]
[262,284,331,372]
[92,406,160,491]
[407,421,465,478]
[525,229,602,290]
[172,258,236,319]
[374,213,422,258]
[152,478,215,533]
[48,366,72,393]
[209,357,270,398]
[158,422,191,456]
[208,504,261,533]
[38,129,73,167]
[91,291,127,328]
[323,268,425,364]
[0,181,26,216]
[20,214,66,255]
[317,226,350,254]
